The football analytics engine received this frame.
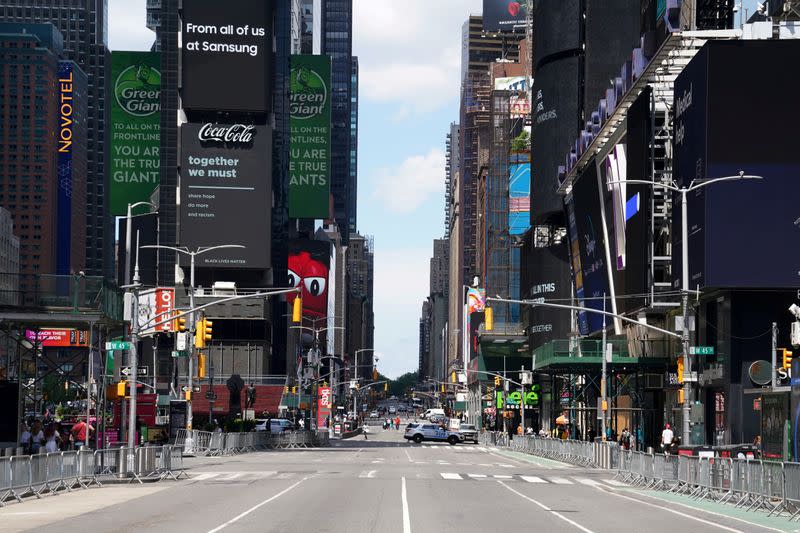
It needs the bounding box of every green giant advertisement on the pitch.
[110,51,161,215]
[289,55,331,219]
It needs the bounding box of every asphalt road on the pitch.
[1,422,792,533]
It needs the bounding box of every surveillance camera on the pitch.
[789,304,800,319]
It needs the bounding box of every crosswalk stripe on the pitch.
[548,477,573,485]
[468,474,487,479]
[194,473,216,480]
[602,479,627,487]
[220,473,243,480]
[493,475,513,479]
[520,476,546,483]
[275,473,295,479]
[576,477,601,486]
[440,473,463,480]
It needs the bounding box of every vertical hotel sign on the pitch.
[110,51,161,215]
[289,55,331,219]
[57,62,74,275]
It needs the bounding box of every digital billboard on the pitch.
[673,40,800,289]
[179,122,272,268]
[181,0,272,112]
[287,239,331,320]
[521,236,572,349]
[483,0,528,32]
[571,160,611,334]
[289,55,332,219]
[531,56,580,223]
[509,153,530,235]
[25,329,89,348]
[533,0,581,66]
[110,51,161,216]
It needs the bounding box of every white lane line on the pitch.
[275,473,295,479]
[520,476,547,483]
[575,478,601,486]
[593,486,747,533]
[207,477,307,533]
[499,481,595,533]
[493,474,513,479]
[479,463,493,467]
[401,477,411,533]
[440,472,463,480]
[477,447,488,452]
[497,464,515,468]
[404,448,414,463]
[468,474,488,479]
[601,479,627,487]
[221,473,243,480]
[548,477,573,485]
[366,470,377,478]
[437,461,451,465]
[194,473,217,480]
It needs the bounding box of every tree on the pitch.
[511,130,530,153]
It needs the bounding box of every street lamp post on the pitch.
[141,244,245,431]
[609,171,763,445]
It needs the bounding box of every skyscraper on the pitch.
[321,0,356,239]
[1,1,111,277]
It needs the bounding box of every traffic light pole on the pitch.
[187,252,195,431]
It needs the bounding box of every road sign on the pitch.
[121,366,149,377]
[176,331,188,351]
[205,391,217,400]
[105,341,131,351]
[690,346,715,355]
[171,350,188,358]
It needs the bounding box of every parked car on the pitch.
[270,419,293,434]
[254,419,269,432]
[404,423,463,445]
[388,406,397,414]
[369,411,380,418]
[459,424,478,444]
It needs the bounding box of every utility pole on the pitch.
[520,365,526,436]
[127,232,142,448]
[601,294,607,442]
[772,322,778,389]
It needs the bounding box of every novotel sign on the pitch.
[197,123,256,144]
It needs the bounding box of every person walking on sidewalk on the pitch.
[395,416,401,430]
[363,424,369,440]
[661,423,674,453]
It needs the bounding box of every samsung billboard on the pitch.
[181,0,272,112]
[179,122,272,268]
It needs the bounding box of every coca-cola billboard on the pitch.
[179,122,272,268]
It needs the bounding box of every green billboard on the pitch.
[289,55,331,219]
[110,51,161,215]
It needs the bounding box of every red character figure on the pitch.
[288,251,329,318]
[508,2,521,17]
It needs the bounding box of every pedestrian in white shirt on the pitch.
[661,423,674,453]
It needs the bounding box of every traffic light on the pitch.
[117,380,126,397]
[451,371,456,383]
[176,316,187,332]
[185,389,191,401]
[384,382,388,392]
[440,384,445,393]
[195,318,213,349]
[783,348,794,370]
[372,367,378,381]
[284,386,289,394]
[494,376,501,387]
[678,389,685,404]
[292,386,297,394]
[677,358,684,384]
[198,353,207,379]
[292,297,302,323]
[485,307,494,331]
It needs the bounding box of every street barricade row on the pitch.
[482,432,800,522]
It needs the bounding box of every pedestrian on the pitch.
[587,426,596,443]
[30,420,44,453]
[661,423,674,453]
[71,418,93,449]
[395,416,401,430]
[516,424,523,436]
[619,427,631,450]
[753,435,762,458]
[363,424,369,440]
[19,422,31,454]
[44,423,60,453]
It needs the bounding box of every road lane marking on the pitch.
[207,477,307,533]
[602,479,627,487]
[520,476,546,483]
[221,473,242,480]
[194,473,216,480]
[440,473,463,480]
[497,464,514,468]
[593,486,747,533]
[576,478,601,486]
[493,475,513,479]
[548,477,573,484]
[404,449,414,463]
[468,474,487,479]
[499,481,595,533]
[401,477,411,533]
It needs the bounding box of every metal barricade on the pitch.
[208,432,225,456]
[61,451,84,490]
[9,455,31,502]
[132,446,160,483]
[29,453,48,496]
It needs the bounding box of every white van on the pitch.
[270,419,293,434]
[422,408,445,420]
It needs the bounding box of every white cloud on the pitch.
[354,0,481,115]
[371,148,445,214]
[372,246,432,378]
[108,0,154,51]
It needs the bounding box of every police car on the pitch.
[404,423,463,445]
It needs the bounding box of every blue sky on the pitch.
[109,0,482,379]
